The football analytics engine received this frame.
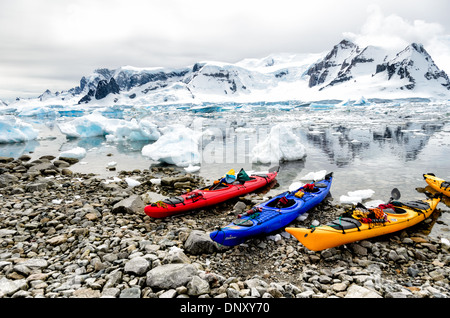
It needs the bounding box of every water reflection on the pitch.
[303,121,446,167]
[0,140,40,158]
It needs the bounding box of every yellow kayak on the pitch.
[423,173,450,197]
[285,194,440,251]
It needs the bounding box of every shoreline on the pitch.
[0,155,449,298]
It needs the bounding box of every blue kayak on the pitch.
[209,172,333,246]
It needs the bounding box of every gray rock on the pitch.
[233,201,247,213]
[407,264,420,278]
[101,288,121,298]
[146,263,198,289]
[28,162,58,175]
[58,157,79,165]
[0,229,17,237]
[124,257,150,276]
[112,194,145,214]
[25,181,50,192]
[184,230,216,255]
[345,284,382,298]
[0,173,19,188]
[104,269,122,289]
[159,289,178,298]
[19,258,48,269]
[119,287,141,298]
[226,288,241,298]
[187,276,210,296]
[0,277,28,296]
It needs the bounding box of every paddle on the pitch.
[269,165,280,173]
[389,188,401,203]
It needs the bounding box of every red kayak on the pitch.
[144,167,278,218]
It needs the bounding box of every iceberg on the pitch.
[141,124,202,167]
[0,116,39,143]
[58,113,112,138]
[58,113,160,142]
[251,123,306,164]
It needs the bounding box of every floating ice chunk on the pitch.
[340,189,375,204]
[107,161,117,168]
[267,234,282,242]
[125,177,141,188]
[251,123,306,164]
[150,178,161,185]
[364,200,385,208]
[168,246,183,254]
[184,164,201,173]
[0,116,39,143]
[289,181,304,192]
[59,147,86,159]
[300,170,327,181]
[347,189,375,200]
[141,124,201,167]
[103,177,122,184]
[339,195,361,204]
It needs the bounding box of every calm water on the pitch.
[1,102,449,239]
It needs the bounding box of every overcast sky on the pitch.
[1,0,450,101]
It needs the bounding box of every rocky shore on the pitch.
[0,155,449,299]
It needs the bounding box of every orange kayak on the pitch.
[285,195,440,251]
[423,173,450,197]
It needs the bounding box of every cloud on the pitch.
[1,1,450,101]
[343,4,450,73]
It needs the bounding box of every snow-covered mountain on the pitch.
[8,39,450,108]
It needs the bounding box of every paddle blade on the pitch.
[269,166,280,173]
[390,188,401,201]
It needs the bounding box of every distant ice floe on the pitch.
[0,116,39,143]
[251,123,306,164]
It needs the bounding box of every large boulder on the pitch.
[146,263,198,289]
[184,230,216,255]
[112,194,145,214]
